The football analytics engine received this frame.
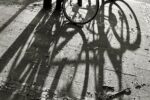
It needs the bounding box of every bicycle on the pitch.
[62,0,100,24]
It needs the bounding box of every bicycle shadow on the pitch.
[47,0,141,99]
[84,0,141,99]
[47,22,90,99]
[0,0,141,100]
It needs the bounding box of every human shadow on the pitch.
[0,8,46,100]
[0,7,68,99]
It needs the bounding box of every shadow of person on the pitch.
[0,8,48,100]
[0,9,69,100]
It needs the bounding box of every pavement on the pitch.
[0,0,150,100]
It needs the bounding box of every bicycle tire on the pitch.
[63,0,99,24]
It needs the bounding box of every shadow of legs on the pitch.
[43,0,52,10]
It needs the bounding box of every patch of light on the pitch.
[21,64,35,83]
[19,63,31,81]
[66,28,75,32]
[7,89,20,100]
[33,60,42,83]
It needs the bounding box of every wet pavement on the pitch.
[0,0,150,100]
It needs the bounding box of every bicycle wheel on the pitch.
[63,0,99,24]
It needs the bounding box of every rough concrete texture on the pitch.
[0,0,150,100]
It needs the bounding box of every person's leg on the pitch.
[78,0,82,6]
[56,0,63,10]
[43,0,52,10]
